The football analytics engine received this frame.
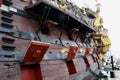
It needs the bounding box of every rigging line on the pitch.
[75,24,84,44]
[44,7,51,21]
[59,16,69,46]
[59,21,64,46]
[35,6,48,41]
[87,67,100,78]
[37,7,51,41]
[36,6,48,33]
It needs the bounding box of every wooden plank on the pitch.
[41,60,69,80]
[0,62,21,80]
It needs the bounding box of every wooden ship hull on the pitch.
[0,0,110,80]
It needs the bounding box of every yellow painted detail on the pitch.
[107,37,111,45]
[99,53,104,60]
[60,48,69,54]
[103,62,106,66]
[106,38,109,45]
[58,3,67,11]
[99,28,103,34]
[21,0,28,2]
[101,37,105,45]
[79,48,85,53]
[101,36,111,46]
[94,36,100,39]
[95,40,99,46]
[102,45,110,52]
[94,15,103,28]
[82,7,87,16]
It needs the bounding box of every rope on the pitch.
[87,67,100,78]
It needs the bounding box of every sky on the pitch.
[72,0,119,52]
[100,0,120,52]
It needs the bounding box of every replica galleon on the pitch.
[0,0,110,80]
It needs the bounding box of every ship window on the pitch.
[67,28,79,41]
[41,21,51,36]
[40,20,58,36]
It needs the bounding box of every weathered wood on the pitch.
[0,62,21,80]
